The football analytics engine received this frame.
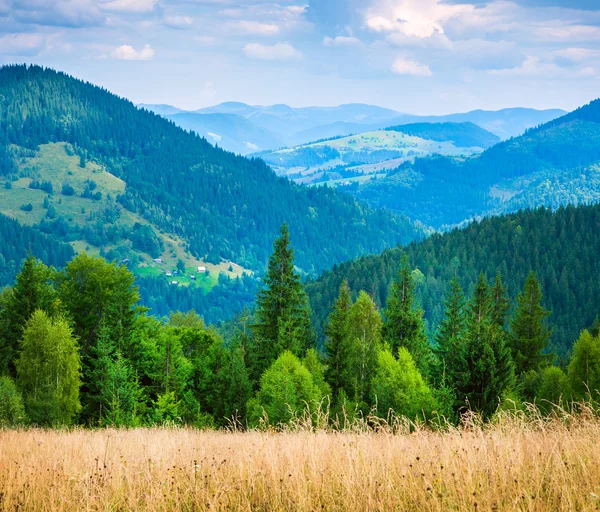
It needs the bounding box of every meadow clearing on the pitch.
[1,409,600,511]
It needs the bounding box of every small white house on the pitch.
[197,266,207,273]
[190,275,196,280]
[154,258,163,263]
[166,271,172,276]
[171,281,178,285]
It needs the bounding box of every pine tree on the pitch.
[382,255,432,378]
[223,342,252,423]
[90,324,142,427]
[16,310,81,426]
[434,277,466,386]
[250,224,313,382]
[490,272,510,328]
[324,280,352,400]
[509,271,553,376]
[456,273,515,418]
[0,255,58,376]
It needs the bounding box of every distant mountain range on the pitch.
[138,102,566,155]
[0,65,420,282]
[350,99,600,228]
[256,122,499,186]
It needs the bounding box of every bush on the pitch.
[0,376,27,427]
[371,347,435,421]
[20,203,33,212]
[537,366,570,410]
[61,182,75,196]
[247,351,323,427]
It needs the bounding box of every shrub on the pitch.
[0,376,27,427]
[247,351,323,427]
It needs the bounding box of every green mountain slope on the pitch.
[0,65,422,282]
[256,122,493,186]
[307,204,600,358]
[352,100,600,228]
[385,122,499,149]
[0,212,74,286]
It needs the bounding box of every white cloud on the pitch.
[490,55,561,76]
[0,33,45,55]
[391,56,432,76]
[100,0,156,13]
[366,0,473,38]
[243,42,303,61]
[533,23,600,42]
[231,20,280,35]
[323,36,362,47]
[110,43,154,60]
[555,47,600,61]
[194,35,217,46]
[162,15,193,29]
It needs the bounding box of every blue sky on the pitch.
[2,0,600,113]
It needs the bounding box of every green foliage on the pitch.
[382,255,433,378]
[0,375,27,427]
[510,271,553,376]
[537,366,570,409]
[250,224,313,382]
[454,274,515,418]
[308,204,600,358]
[222,343,253,423]
[58,253,140,356]
[16,310,81,426]
[247,351,323,427]
[434,277,466,386]
[0,255,59,376]
[567,330,600,400]
[324,280,352,400]
[371,347,434,420]
[302,349,331,399]
[90,325,143,427]
[344,291,382,407]
[152,391,182,424]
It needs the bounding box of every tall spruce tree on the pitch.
[382,255,432,378]
[434,277,467,387]
[490,272,510,328]
[324,280,352,400]
[0,255,58,376]
[250,224,313,383]
[509,271,553,376]
[456,273,515,418]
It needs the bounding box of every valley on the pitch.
[1,142,245,292]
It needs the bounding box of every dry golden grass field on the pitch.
[1,412,600,511]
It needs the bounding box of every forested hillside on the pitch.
[385,122,499,149]
[0,65,420,278]
[256,123,490,187]
[307,204,600,357]
[0,213,74,286]
[353,100,600,228]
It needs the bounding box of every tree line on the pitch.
[308,204,600,358]
[1,224,598,428]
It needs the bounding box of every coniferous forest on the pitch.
[1,216,598,429]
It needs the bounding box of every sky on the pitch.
[1,0,600,114]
